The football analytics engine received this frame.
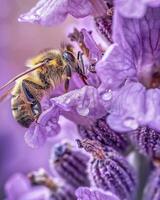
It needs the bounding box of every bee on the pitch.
[0,44,88,128]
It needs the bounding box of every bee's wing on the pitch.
[0,62,45,91]
[0,87,13,102]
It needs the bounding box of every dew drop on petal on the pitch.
[76,105,89,116]
[65,98,71,104]
[46,124,52,132]
[102,90,112,101]
[18,14,39,22]
[123,118,139,130]
[108,78,113,84]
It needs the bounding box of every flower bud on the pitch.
[130,126,160,160]
[50,141,90,188]
[88,146,138,200]
[78,116,129,153]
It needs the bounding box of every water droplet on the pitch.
[65,98,71,104]
[76,105,89,116]
[18,14,39,22]
[123,118,138,130]
[102,90,112,101]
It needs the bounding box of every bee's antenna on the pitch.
[0,87,13,102]
[0,63,45,91]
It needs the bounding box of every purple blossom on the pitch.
[49,141,90,188]
[5,169,77,200]
[25,85,109,148]
[51,86,107,123]
[78,115,129,153]
[5,173,50,200]
[24,103,60,148]
[115,0,160,18]
[80,28,103,62]
[97,5,160,132]
[18,0,106,26]
[130,126,160,159]
[76,187,120,200]
[88,147,138,200]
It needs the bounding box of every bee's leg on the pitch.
[77,51,85,74]
[64,65,72,92]
[77,50,96,74]
[76,51,88,85]
[22,80,43,119]
[22,80,44,103]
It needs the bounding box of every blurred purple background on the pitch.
[0,0,78,198]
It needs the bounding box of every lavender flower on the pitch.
[18,0,106,26]
[5,169,76,200]
[78,115,129,153]
[130,126,160,160]
[96,4,160,132]
[88,147,138,200]
[49,141,90,188]
[5,173,50,200]
[29,169,76,200]
[143,168,160,200]
[76,187,120,200]
[26,85,108,148]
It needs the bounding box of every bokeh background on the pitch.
[0,0,79,198]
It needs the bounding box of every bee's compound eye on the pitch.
[63,51,75,62]
[31,101,42,117]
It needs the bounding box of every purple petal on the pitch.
[96,44,136,92]
[115,0,147,18]
[76,187,120,200]
[81,28,103,62]
[97,7,160,93]
[25,86,108,147]
[21,187,50,200]
[51,86,108,125]
[18,0,106,26]
[5,173,50,200]
[107,81,160,132]
[115,0,160,18]
[25,105,60,148]
[5,173,30,200]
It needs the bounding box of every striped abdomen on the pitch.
[11,94,35,128]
